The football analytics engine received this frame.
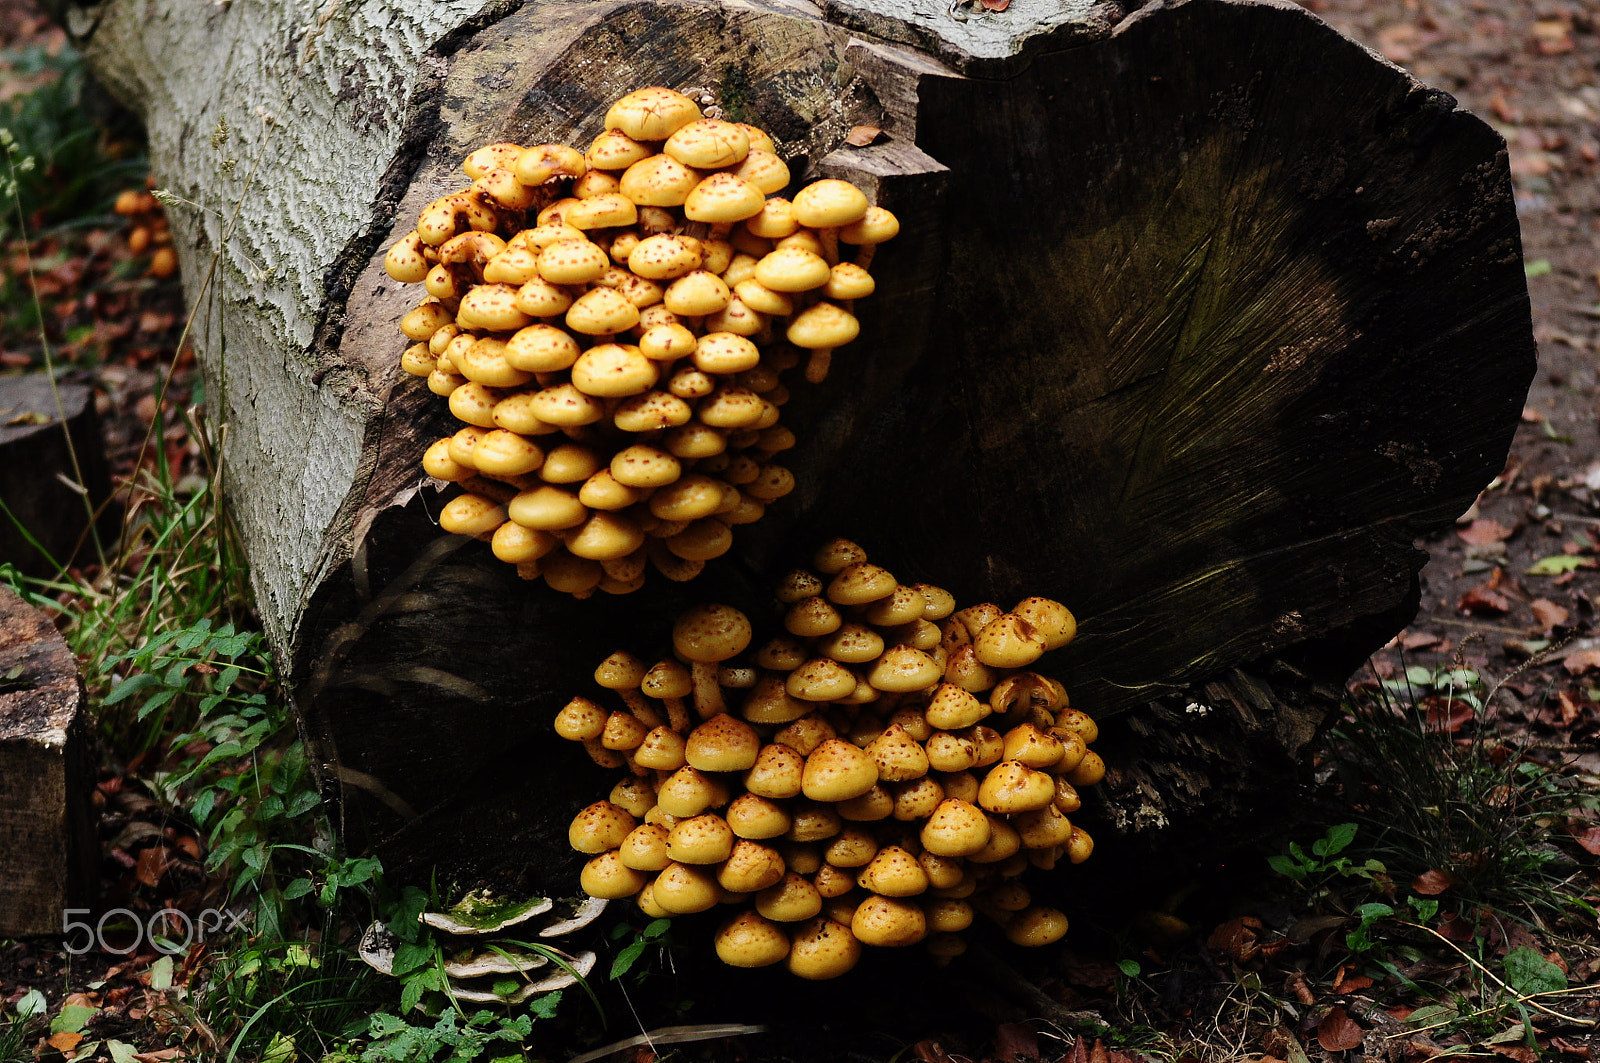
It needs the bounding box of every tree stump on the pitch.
[65,0,1534,889]
[0,586,95,937]
[0,374,112,577]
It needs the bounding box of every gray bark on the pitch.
[60,0,1534,884]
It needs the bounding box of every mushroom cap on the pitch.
[800,738,879,802]
[754,246,832,293]
[856,846,929,898]
[537,238,610,284]
[786,301,860,349]
[513,143,586,185]
[566,512,646,561]
[851,895,927,947]
[974,614,1047,668]
[571,343,658,397]
[692,332,761,375]
[664,270,732,316]
[714,910,790,968]
[639,322,699,362]
[462,142,525,180]
[920,798,992,857]
[586,129,654,171]
[619,153,703,207]
[537,444,603,484]
[740,673,811,726]
[685,713,761,772]
[472,430,545,478]
[632,726,688,772]
[566,286,641,335]
[613,390,693,432]
[825,261,876,301]
[977,761,1057,814]
[507,485,587,531]
[672,603,753,663]
[793,179,870,228]
[725,792,793,840]
[1066,825,1095,864]
[785,918,860,980]
[837,784,894,821]
[456,284,531,332]
[818,624,886,665]
[600,710,649,751]
[579,851,647,899]
[617,823,671,871]
[666,813,736,864]
[664,119,750,169]
[840,205,900,245]
[756,872,823,922]
[652,862,721,914]
[745,197,798,240]
[717,839,787,893]
[814,539,868,573]
[967,814,1022,864]
[608,776,657,818]
[1012,596,1078,651]
[553,697,606,741]
[683,173,766,224]
[1064,749,1106,788]
[605,87,702,141]
[514,277,576,318]
[504,324,581,373]
[889,776,945,821]
[784,596,843,639]
[785,657,858,702]
[925,898,975,933]
[743,742,806,799]
[1012,803,1075,850]
[868,646,943,693]
[1002,723,1065,769]
[785,801,842,843]
[439,494,506,537]
[1005,905,1069,947]
[823,827,880,869]
[655,766,720,818]
[628,233,703,279]
[566,193,638,230]
[569,801,637,854]
[867,724,931,783]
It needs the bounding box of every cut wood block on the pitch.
[0,586,94,937]
[0,374,112,576]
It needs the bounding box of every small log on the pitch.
[0,586,95,937]
[0,374,111,576]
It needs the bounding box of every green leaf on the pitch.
[149,955,173,991]
[282,877,314,900]
[106,1040,139,1063]
[1524,258,1552,278]
[1503,946,1566,995]
[1322,823,1358,856]
[1526,554,1590,576]
[528,990,562,1020]
[1116,959,1141,978]
[1267,854,1305,880]
[1407,897,1439,923]
[51,1004,97,1034]
[14,989,46,1018]
[1405,665,1434,685]
[392,942,434,978]
[1405,1003,1459,1028]
[610,940,648,980]
[101,672,160,706]
[285,788,322,818]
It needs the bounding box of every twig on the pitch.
[1405,922,1596,1029]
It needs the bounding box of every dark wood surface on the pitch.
[0,585,94,936]
[292,0,1533,888]
[0,375,112,577]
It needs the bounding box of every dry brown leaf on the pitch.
[47,1032,84,1053]
[993,1023,1038,1061]
[1412,869,1456,895]
[1458,519,1512,546]
[1573,826,1600,856]
[1088,1039,1111,1063]
[1531,598,1570,630]
[1459,584,1512,615]
[1333,972,1375,994]
[135,844,176,887]
[1488,1046,1537,1063]
[914,1041,954,1063]
[1206,916,1262,962]
[1317,1006,1364,1052]
[1550,1036,1591,1058]
[1563,649,1600,675]
[844,125,883,147]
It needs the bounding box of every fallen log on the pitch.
[63,0,1534,892]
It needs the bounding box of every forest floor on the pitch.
[0,0,1598,1061]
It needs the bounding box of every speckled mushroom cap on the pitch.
[684,173,766,224]
[793,179,869,228]
[672,603,753,663]
[665,119,750,170]
[605,86,702,141]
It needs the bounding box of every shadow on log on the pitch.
[277,0,1533,889]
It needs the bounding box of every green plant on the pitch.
[360,1009,532,1063]
[1333,663,1593,918]
[1267,822,1386,897]
[0,990,46,1063]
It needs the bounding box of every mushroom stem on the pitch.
[818,228,840,265]
[582,738,625,769]
[662,696,692,733]
[619,690,665,729]
[691,661,728,718]
[803,348,834,384]
[856,244,878,270]
[515,560,542,581]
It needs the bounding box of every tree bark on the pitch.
[63,0,1534,887]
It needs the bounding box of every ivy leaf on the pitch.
[1504,946,1566,995]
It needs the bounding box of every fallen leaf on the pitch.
[1089,1039,1111,1063]
[1531,599,1570,630]
[1572,826,1600,856]
[978,0,1010,10]
[1522,406,1546,423]
[1285,971,1315,1005]
[133,1049,187,1061]
[1550,1037,1591,1058]
[1459,587,1511,613]
[1488,1046,1536,1063]
[49,1032,85,1052]
[1412,869,1455,895]
[1334,972,1375,994]
[1067,1037,1089,1063]
[1563,649,1600,675]
[1458,520,1512,546]
[844,125,883,147]
[1317,1006,1363,1052]
[1528,555,1594,576]
[1206,917,1262,962]
[1554,691,1585,728]
[1400,631,1441,650]
[135,844,176,887]
[914,1041,954,1063]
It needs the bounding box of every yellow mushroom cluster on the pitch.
[383,86,899,597]
[550,539,1103,979]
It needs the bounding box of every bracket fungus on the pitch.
[550,541,1095,976]
[359,890,605,1005]
[383,86,895,596]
